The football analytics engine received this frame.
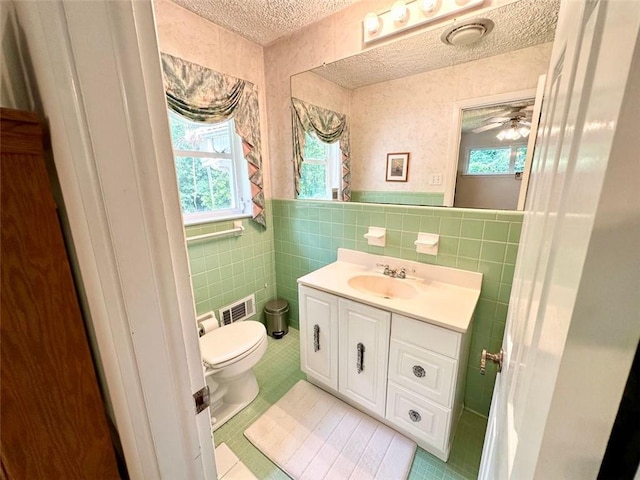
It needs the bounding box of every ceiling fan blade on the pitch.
[486,116,511,123]
[472,122,503,133]
[519,120,532,126]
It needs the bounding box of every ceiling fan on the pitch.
[472,105,533,140]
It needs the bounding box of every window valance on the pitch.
[161,53,265,227]
[291,97,351,201]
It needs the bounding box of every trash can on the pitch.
[264,299,289,339]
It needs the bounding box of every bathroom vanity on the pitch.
[297,249,482,461]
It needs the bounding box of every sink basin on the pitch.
[347,275,418,299]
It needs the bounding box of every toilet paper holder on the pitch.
[197,311,219,336]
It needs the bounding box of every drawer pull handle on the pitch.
[409,410,421,422]
[357,342,365,374]
[413,365,426,378]
[313,324,320,352]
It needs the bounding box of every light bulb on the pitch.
[420,0,438,14]
[391,1,408,23]
[506,128,521,140]
[364,12,381,34]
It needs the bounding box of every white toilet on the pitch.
[199,317,267,431]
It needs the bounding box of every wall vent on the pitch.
[218,294,256,326]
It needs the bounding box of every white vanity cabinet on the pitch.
[298,286,470,461]
[338,299,390,417]
[298,285,339,390]
[297,249,481,462]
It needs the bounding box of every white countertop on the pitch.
[297,249,482,333]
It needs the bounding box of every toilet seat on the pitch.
[200,321,266,369]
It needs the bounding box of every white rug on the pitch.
[244,380,416,479]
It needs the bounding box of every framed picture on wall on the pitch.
[386,152,410,182]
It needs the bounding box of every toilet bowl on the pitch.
[199,319,267,431]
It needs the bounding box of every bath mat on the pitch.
[244,380,416,479]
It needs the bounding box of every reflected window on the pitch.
[466,145,527,175]
[299,132,341,200]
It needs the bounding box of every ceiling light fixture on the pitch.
[441,18,494,46]
[496,120,530,141]
[363,0,485,44]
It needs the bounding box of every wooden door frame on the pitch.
[13,1,216,478]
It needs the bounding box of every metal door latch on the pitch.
[193,385,210,414]
[480,349,504,374]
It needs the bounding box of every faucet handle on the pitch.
[376,263,391,275]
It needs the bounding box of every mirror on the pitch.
[290,0,559,209]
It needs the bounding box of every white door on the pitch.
[338,299,390,416]
[299,286,339,389]
[479,1,640,479]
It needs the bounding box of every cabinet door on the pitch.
[338,299,390,416]
[299,286,339,390]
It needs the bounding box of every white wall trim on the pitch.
[14,1,216,478]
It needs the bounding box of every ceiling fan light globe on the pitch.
[518,126,531,137]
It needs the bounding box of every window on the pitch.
[168,110,251,224]
[298,132,341,200]
[466,145,528,175]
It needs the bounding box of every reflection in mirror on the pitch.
[290,0,560,210]
[454,97,535,210]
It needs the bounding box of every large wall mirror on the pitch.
[290,0,559,210]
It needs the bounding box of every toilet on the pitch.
[198,316,267,431]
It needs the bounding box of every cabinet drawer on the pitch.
[386,382,450,451]
[388,339,456,408]
[391,314,460,359]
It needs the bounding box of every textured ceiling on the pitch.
[309,0,559,90]
[170,0,361,46]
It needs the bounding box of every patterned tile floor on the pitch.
[214,329,487,480]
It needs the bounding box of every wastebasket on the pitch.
[264,298,289,339]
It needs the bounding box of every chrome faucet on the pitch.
[376,263,392,276]
[376,263,411,278]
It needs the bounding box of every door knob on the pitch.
[480,348,504,374]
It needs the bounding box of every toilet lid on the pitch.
[199,321,266,367]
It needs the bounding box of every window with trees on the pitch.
[298,132,341,200]
[168,110,251,224]
[466,146,527,175]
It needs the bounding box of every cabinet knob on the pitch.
[413,365,426,378]
[408,410,421,422]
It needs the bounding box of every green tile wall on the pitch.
[185,200,277,324]
[351,190,445,206]
[272,199,522,416]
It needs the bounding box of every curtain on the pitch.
[291,97,351,201]
[161,53,266,227]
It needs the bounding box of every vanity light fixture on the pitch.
[364,12,382,34]
[391,1,409,23]
[419,0,438,14]
[363,0,485,44]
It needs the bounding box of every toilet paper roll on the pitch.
[198,317,218,336]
